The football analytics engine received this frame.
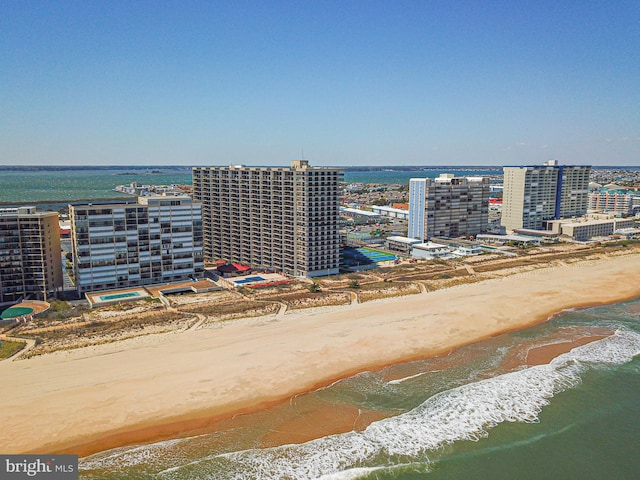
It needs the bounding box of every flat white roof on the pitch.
[563,219,620,227]
[413,242,450,250]
[513,228,559,237]
[386,236,421,244]
[340,207,380,217]
[477,234,539,242]
[371,206,409,214]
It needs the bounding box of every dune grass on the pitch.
[0,339,26,360]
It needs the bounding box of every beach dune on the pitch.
[1,254,639,455]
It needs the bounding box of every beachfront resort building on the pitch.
[408,174,490,241]
[70,196,204,295]
[193,160,343,277]
[501,160,591,232]
[588,185,634,215]
[0,207,63,305]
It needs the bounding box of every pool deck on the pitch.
[229,273,290,288]
[0,300,50,319]
[145,280,219,297]
[86,280,220,308]
[86,288,150,308]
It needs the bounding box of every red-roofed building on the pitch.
[217,263,251,276]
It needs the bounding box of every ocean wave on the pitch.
[80,434,208,472]
[551,329,640,366]
[316,463,429,479]
[387,370,437,385]
[153,329,640,480]
[317,466,385,480]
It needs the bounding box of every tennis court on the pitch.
[357,247,397,262]
[1,307,34,319]
[343,247,397,265]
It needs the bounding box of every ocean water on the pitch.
[1,165,636,205]
[0,167,193,204]
[0,167,502,204]
[79,299,640,479]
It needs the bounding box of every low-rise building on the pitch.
[410,242,452,259]
[385,236,421,255]
[371,205,410,220]
[451,245,484,256]
[546,217,635,241]
[476,233,541,247]
[513,228,560,243]
[340,207,381,221]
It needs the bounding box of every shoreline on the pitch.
[1,254,639,456]
[65,318,622,459]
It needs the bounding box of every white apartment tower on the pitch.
[501,160,591,231]
[408,174,490,241]
[0,207,63,305]
[70,196,204,294]
[192,160,343,277]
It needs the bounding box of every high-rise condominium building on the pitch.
[192,160,343,277]
[501,160,591,231]
[408,174,490,241]
[70,196,203,294]
[0,206,62,305]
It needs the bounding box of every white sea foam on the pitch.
[80,436,203,471]
[316,463,426,480]
[316,467,383,480]
[550,329,640,367]
[81,330,640,479]
[154,329,640,480]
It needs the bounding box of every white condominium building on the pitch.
[192,160,343,277]
[408,174,490,241]
[501,160,591,232]
[70,196,204,294]
[0,207,62,305]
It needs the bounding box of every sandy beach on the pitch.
[1,253,639,456]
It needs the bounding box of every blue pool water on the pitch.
[234,276,266,285]
[98,291,144,301]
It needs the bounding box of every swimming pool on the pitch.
[97,291,144,302]
[234,276,266,285]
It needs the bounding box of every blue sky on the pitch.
[1,1,638,167]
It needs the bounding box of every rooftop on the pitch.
[386,236,421,244]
